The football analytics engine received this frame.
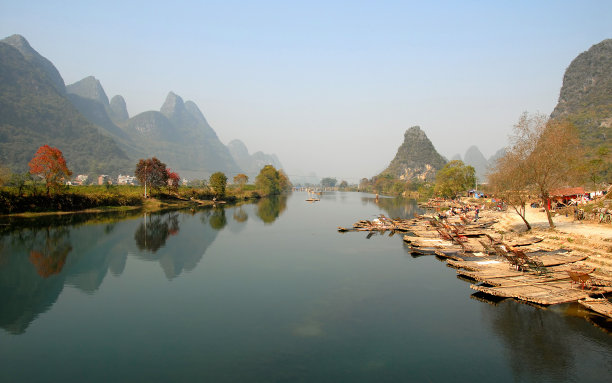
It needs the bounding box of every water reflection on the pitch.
[29,227,72,278]
[209,208,227,230]
[233,207,248,223]
[361,196,424,219]
[132,210,220,280]
[483,300,612,380]
[0,226,70,334]
[0,207,229,333]
[134,212,180,252]
[256,195,288,224]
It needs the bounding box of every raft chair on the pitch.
[566,270,582,287]
[478,239,497,255]
[510,248,549,276]
[494,244,526,271]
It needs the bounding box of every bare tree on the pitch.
[489,149,532,230]
[490,112,583,228]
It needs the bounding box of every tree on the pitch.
[433,160,475,199]
[321,177,337,188]
[339,180,349,189]
[585,146,610,188]
[135,157,169,197]
[28,145,73,195]
[489,149,532,230]
[491,113,583,228]
[255,165,291,195]
[233,173,249,189]
[7,172,33,195]
[166,169,180,192]
[209,172,228,198]
[188,179,208,188]
[0,166,10,186]
[519,114,583,227]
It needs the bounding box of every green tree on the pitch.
[209,209,227,230]
[433,160,476,199]
[0,166,10,186]
[585,146,610,187]
[7,172,33,195]
[255,165,291,195]
[209,172,228,198]
[321,177,337,188]
[339,180,349,189]
[256,195,288,224]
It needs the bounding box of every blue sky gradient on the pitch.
[1,1,610,181]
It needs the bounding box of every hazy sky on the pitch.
[1,1,610,182]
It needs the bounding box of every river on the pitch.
[0,191,610,382]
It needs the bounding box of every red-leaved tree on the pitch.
[28,145,72,195]
[167,169,180,191]
[135,157,169,197]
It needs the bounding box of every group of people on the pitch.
[436,204,481,221]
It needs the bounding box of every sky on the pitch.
[1,0,610,183]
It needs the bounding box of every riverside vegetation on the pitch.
[0,147,291,215]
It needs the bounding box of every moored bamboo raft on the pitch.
[338,210,611,311]
[447,251,586,271]
[578,297,612,318]
[471,282,612,305]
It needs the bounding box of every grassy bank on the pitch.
[0,184,270,215]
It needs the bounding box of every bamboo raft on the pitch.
[471,282,612,305]
[578,297,612,318]
[446,250,586,271]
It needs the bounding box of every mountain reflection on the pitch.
[256,195,287,224]
[0,226,73,334]
[0,207,227,334]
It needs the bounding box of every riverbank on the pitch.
[486,205,612,277]
[0,185,267,216]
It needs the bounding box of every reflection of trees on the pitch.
[134,213,180,252]
[0,226,73,334]
[256,195,288,224]
[209,208,227,231]
[362,196,424,219]
[28,227,72,278]
[233,207,248,223]
[136,211,220,280]
[484,301,574,381]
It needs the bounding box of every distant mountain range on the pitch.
[0,35,131,175]
[451,146,506,183]
[0,34,282,179]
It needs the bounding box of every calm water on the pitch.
[0,192,610,382]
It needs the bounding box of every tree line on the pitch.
[0,146,292,213]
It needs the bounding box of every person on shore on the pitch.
[474,206,480,222]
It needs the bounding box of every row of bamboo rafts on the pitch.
[414,219,612,309]
[337,212,497,233]
[338,213,612,313]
